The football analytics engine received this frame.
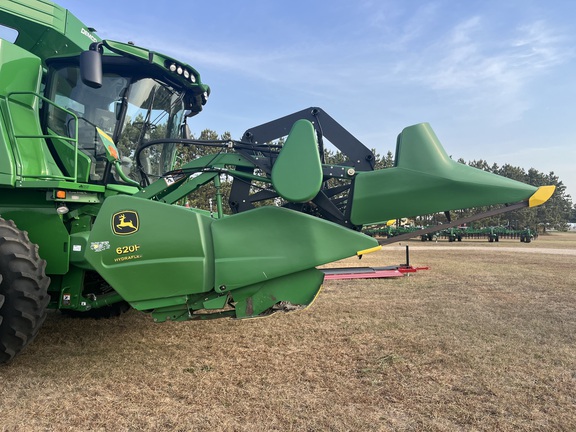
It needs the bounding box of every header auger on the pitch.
[0,0,554,362]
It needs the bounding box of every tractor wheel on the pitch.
[60,271,130,319]
[0,218,50,364]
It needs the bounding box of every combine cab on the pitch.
[0,0,554,362]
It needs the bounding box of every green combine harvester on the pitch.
[0,0,555,363]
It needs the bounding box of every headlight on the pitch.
[165,61,197,84]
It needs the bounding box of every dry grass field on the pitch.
[1,233,575,431]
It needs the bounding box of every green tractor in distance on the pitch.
[0,0,554,363]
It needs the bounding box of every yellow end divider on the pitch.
[529,185,555,208]
[356,245,382,256]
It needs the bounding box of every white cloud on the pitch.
[419,18,564,90]
[389,16,572,123]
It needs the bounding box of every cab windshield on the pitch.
[45,63,186,184]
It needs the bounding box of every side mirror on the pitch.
[182,122,192,139]
[80,42,104,88]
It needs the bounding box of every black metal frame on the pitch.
[229,107,378,228]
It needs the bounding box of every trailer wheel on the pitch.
[0,218,50,364]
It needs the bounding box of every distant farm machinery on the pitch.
[365,224,537,243]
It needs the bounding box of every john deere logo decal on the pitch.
[113,211,139,235]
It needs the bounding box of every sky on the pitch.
[55,1,576,199]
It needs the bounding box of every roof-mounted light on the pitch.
[165,61,198,84]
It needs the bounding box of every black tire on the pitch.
[60,271,130,319]
[0,218,50,364]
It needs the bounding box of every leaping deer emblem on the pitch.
[116,213,137,230]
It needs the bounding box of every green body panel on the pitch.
[350,123,538,224]
[271,119,322,202]
[105,184,140,196]
[85,196,377,317]
[103,40,207,95]
[0,188,69,274]
[212,206,378,291]
[0,40,62,183]
[69,231,91,269]
[85,195,215,306]
[0,0,99,61]
[0,102,16,186]
[231,268,325,319]
[17,180,105,193]
[47,134,91,183]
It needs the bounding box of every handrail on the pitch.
[5,91,79,181]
